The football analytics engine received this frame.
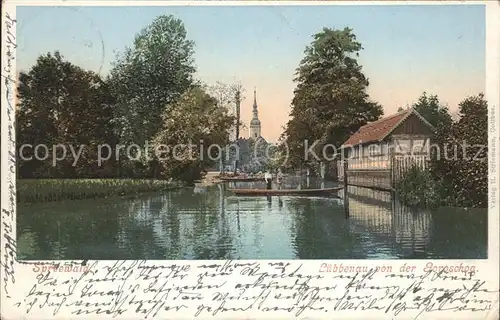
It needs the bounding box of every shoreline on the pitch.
[195,171,223,187]
[17,178,184,204]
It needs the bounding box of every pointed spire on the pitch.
[253,87,257,109]
[250,86,261,139]
[252,86,259,120]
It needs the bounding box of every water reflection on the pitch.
[17,179,487,260]
[346,186,432,258]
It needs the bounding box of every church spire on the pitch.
[252,87,259,119]
[250,86,261,139]
[253,87,257,110]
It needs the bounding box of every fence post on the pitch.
[343,159,349,218]
[391,156,394,188]
[343,160,348,190]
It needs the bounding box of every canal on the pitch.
[17,179,487,260]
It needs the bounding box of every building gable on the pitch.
[341,108,434,148]
[391,113,434,136]
[342,110,410,148]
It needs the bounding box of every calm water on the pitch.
[17,179,487,260]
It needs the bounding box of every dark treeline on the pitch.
[16,15,236,183]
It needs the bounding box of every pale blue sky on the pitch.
[16,5,485,142]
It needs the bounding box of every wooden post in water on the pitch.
[218,182,225,217]
[219,154,223,173]
[320,161,326,189]
[343,159,348,189]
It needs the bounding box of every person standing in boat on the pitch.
[265,170,273,190]
[276,168,284,190]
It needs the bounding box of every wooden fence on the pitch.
[345,170,392,190]
[392,155,429,185]
[339,155,430,190]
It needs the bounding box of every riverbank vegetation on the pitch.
[395,93,488,208]
[395,166,440,208]
[17,179,182,204]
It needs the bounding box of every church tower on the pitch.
[249,88,261,139]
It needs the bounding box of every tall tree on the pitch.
[16,52,116,178]
[412,92,453,129]
[413,92,488,208]
[108,15,196,176]
[153,87,235,182]
[451,93,488,207]
[411,92,454,198]
[282,27,382,169]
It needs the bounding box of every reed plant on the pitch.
[17,179,182,203]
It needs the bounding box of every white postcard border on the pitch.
[2,1,499,319]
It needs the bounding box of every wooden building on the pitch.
[339,108,434,190]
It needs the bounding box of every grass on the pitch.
[17,179,183,204]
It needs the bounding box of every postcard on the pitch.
[1,1,499,319]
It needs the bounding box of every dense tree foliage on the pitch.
[395,166,440,208]
[450,94,488,207]
[413,92,453,129]
[153,87,235,182]
[108,15,196,177]
[412,92,487,207]
[410,93,454,197]
[16,15,234,182]
[109,15,195,142]
[398,92,488,208]
[282,27,383,170]
[16,52,117,178]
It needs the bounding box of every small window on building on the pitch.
[368,144,381,157]
[395,139,411,154]
[412,139,426,153]
[381,142,388,155]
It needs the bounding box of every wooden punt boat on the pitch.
[228,187,343,196]
[219,177,265,182]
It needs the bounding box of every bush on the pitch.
[395,165,440,208]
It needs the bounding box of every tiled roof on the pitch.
[342,109,411,147]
